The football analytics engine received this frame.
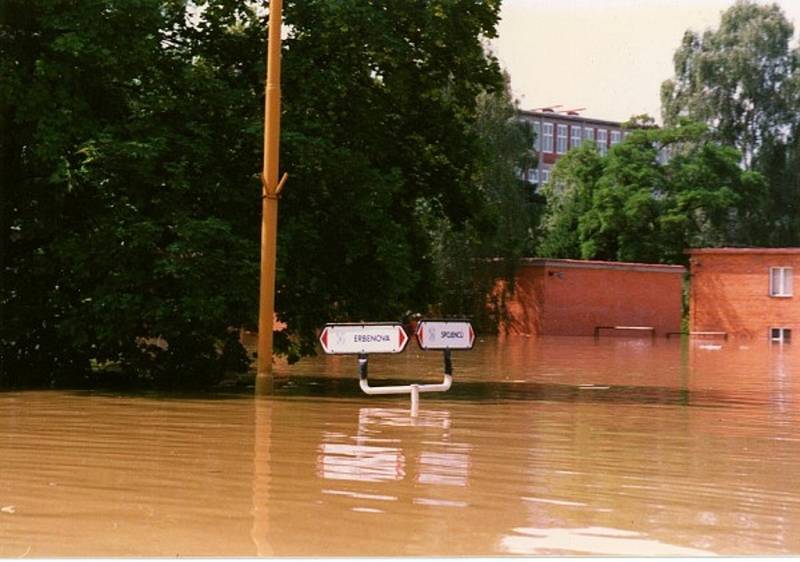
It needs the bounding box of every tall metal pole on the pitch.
[257,0,286,385]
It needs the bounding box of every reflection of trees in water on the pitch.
[271,373,727,407]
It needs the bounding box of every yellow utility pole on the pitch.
[257,0,287,386]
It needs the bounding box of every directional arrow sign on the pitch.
[415,320,475,350]
[319,323,409,354]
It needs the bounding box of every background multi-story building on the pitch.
[518,108,627,189]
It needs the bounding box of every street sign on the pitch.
[319,323,409,355]
[415,320,475,350]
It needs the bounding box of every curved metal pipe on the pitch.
[357,352,453,418]
[359,374,452,395]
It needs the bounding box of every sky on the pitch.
[493,0,800,123]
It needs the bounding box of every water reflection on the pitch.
[501,526,713,556]
[319,442,406,483]
[316,407,470,492]
[251,396,273,557]
[317,408,458,485]
[2,336,800,556]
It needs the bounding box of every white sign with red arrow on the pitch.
[415,320,475,350]
[319,323,409,355]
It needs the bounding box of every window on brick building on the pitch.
[527,169,539,185]
[542,168,551,184]
[771,328,792,343]
[542,123,554,153]
[597,129,608,155]
[571,125,581,148]
[610,130,622,146]
[770,267,793,297]
[584,127,594,142]
[556,125,568,154]
[533,121,541,151]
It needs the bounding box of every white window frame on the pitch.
[556,124,568,155]
[542,123,554,153]
[527,168,539,185]
[770,327,792,343]
[541,168,551,184]
[597,129,608,155]
[533,121,541,151]
[610,130,622,146]
[583,127,594,142]
[570,125,582,148]
[770,267,793,297]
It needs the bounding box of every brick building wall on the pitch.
[499,258,685,337]
[688,248,799,340]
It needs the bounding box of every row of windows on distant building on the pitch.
[532,122,627,156]
[527,168,550,186]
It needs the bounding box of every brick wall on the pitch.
[496,266,546,335]
[688,249,800,339]
[500,259,685,337]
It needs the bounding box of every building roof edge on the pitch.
[518,257,685,274]
[518,110,623,128]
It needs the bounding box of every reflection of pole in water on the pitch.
[251,396,273,556]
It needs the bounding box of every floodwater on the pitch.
[1,335,798,557]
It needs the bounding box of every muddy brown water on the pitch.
[1,336,798,556]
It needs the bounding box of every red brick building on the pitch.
[518,109,628,188]
[496,258,685,337]
[687,248,798,341]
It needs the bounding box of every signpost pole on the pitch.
[443,348,452,376]
[320,320,474,411]
[257,0,285,388]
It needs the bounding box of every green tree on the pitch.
[538,121,767,264]
[1,1,265,388]
[1,0,510,385]
[418,75,538,329]
[275,0,508,358]
[538,141,604,259]
[661,0,799,244]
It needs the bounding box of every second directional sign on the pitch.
[415,320,475,350]
[319,323,409,355]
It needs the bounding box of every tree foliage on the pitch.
[1,0,512,387]
[661,0,800,245]
[416,75,538,330]
[276,0,507,359]
[537,140,604,259]
[538,121,767,264]
[1,0,267,388]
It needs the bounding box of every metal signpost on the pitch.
[319,323,409,355]
[415,320,475,350]
[319,319,474,415]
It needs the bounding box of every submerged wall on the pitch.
[688,248,799,339]
[498,258,685,337]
